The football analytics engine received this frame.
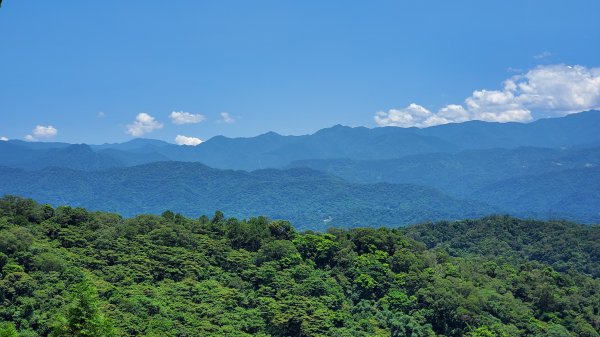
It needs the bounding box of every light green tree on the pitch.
[0,322,18,337]
[50,281,114,337]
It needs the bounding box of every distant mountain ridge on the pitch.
[2,110,599,171]
[2,111,600,226]
[0,162,495,230]
[287,146,600,194]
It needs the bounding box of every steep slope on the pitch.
[0,162,495,230]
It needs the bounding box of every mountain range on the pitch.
[0,163,494,230]
[1,110,599,227]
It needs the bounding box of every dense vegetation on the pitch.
[1,196,599,336]
[404,216,600,278]
[0,163,493,230]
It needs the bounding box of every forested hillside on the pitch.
[474,167,600,223]
[0,163,494,230]
[404,216,600,277]
[287,147,600,223]
[1,196,599,336]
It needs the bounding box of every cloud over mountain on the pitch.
[24,125,58,141]
[126,113,163,136]
[175,135,203,146]
[375,64,600,127]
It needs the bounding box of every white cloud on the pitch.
[0,136,8,141]
[534,51,552,60]
[98,111,106,118]
[464,84,533,123]
[514,64,600,114]
[24,125,58,142]
[220,112,235,124]
[33,125,58,138]
[175,135,204,146]
[436,104,470,121]
[374,103,432,128]
[126,113,163,137]
[374,64,600,128]
[170,111,205,124]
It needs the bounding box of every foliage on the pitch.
[50,281,114,337]
[404,215,600,277]
[0,196,598,336]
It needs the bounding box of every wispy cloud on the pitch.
[175,135,204,146]
[126,113,163,136]
[375,64,600,127]
[219,112,235,124]
[170,111,205,124]
[534,51,552,60]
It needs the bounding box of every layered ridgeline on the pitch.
[0,197,599,337]
[287,147,600,223]
[1,110,600,171]
[0,163,493,230]
[1,111,600,225]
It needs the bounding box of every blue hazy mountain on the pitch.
[92,138,174,151]
[0,162,495,230]
[287,146,600,196]
[188,110,600,170]
[2,110,599,171]
[416,110,600,149]
[474,167,600,223]
[1,111,600,226]
[0,142,165,170]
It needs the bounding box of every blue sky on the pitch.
[1,1,599,144]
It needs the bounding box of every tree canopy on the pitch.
[0,196,598,336]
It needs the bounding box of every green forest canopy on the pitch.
[0,195,599,336]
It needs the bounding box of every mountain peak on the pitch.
[60,143,94,154]
[257,131,282,138]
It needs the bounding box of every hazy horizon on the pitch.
[1,1,600,145]
[2,109,598,146]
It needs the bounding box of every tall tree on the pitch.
[50,281,114,337]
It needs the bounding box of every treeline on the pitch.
[0,196,599,336]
